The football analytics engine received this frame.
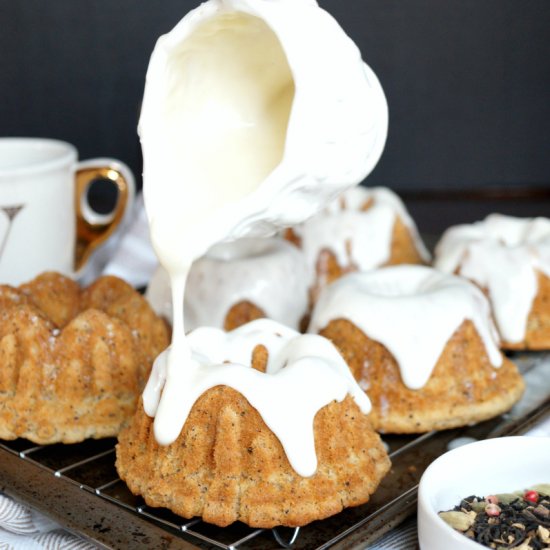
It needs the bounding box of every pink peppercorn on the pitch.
[486,495,499,504]
[485,503,501,516]
[524,490,538,503]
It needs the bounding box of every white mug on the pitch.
[0,137,135,286]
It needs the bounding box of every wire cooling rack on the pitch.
[0,352,549,549]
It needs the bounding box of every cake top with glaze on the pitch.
[308,265,502,389]
[293,186,430,278]
[143,318,371,477]
[434,214,550,343]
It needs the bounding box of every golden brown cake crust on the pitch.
[501,272,550,350]
[223,300,266,331]
[386,216,426,266]
[319,319,525,433]
[0,272,170,444]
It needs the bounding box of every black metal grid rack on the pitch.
[1,352,549,550]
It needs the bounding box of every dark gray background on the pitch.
[1,0,549,192]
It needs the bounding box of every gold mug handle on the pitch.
[74,159,135,272]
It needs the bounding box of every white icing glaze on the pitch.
[434,214,550,343]
[308,265,502,389]
[146,237,308,331]
[294,186,430,282]
[139,0,388,476]
[143,318,371,477]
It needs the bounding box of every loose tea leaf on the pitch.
[439,511,476,531]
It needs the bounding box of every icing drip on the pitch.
[308,265,502,389]
[434,214,550,343]
[146,238,308,331]
[294,186,430,281]
[143,319,371,477]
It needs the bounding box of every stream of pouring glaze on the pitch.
[140,0,388,476]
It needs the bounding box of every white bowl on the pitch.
[418,436,550,550]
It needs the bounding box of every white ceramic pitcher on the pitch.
[139,0,388,259]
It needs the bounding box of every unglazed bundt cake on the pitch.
[116,319,390,528]
[0,272,170,444]
[287,186,430,303]
[146,237,309,331]
[435,214,550,350]
[308,266,525,433]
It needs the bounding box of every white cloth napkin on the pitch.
[0,494,96,549]
[102,193,158,288]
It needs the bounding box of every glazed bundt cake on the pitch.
[116,319,391,528]
[308,266,525,433]
[435,214,550,350]
[287,186,430,303]
[0,272,170,444]
[146,237,309,331]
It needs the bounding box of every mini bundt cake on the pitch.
[116,319,390,528]
[308,266,525,433]
[0,272,170,444]
[146,237,308,331]
[435,214,550,350]
[287,186,430,303]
